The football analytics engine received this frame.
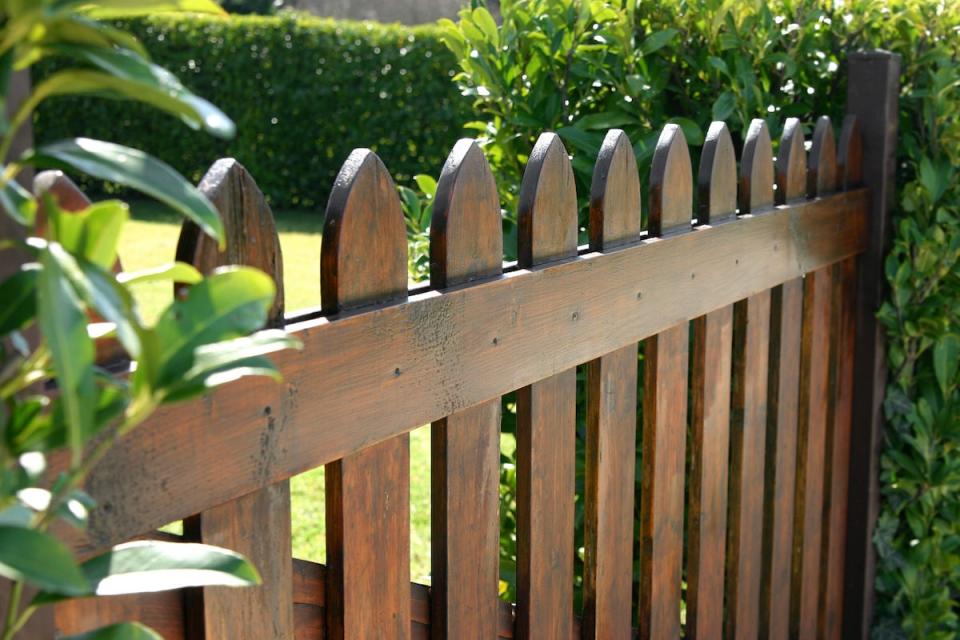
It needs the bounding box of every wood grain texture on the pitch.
[760,122,808,638]
[175,158,294,640]
[838,115,863,191]
[722,120,775,640]
[726,288,772,640]
[589,129,641,250]
[582,127,642,640]
[818,117,854,640]
[71,190,869,554]
[697,121,738,224]
[515,133,577,639]
[55,591,185,639]
[429,139,502,638]
[843,52,900,640]
[639,124,692,640]
[321,150,411,640]
[791,128,835,636]
[686,120,736,640]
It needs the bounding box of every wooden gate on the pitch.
[38,51,899,639]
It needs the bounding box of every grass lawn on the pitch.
[121,201,433,582]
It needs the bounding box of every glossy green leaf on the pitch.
[67,0,226,18]
[82,540,259,595]
[0,526,88,595]
[0,175,37,225]
[37,243,96,462]
[63,255,142,358]
[148,267,276,391]
[413,174,438,198]
[933,334,959,396]
[640,28,679,54]
[0,266,38,335]
[118,262,202,287]
[161,329,300,403]
[26,139,224,245]
[62,622,162,640]
[46,198,128,270]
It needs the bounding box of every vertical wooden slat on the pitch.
[820,116,859,639]
[429,139,502,639]
[686,121,735,640]
[582,129,640,640]
[639,124,691,640]
[725,119,774,639]
[321,150,410,640]
[514,133,578,639]
[759,118,803,640]
[176,159,294,640]
[789,117,834,640]
[843,52,900,640]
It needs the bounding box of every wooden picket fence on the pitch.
[35,51,899,639]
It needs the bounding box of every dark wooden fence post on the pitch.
[843,50,901,640]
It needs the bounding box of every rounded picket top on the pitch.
[518,132,578,268]
[177,158,284,325]
[739,119,774,214]
[838,115,863,190]
[775,118,807,204]
[649,123,693,237]
[589,129,641,251]
[430,138,503,288]
[34,170,91,214]
[321,149,407,314]
[697,121,737,224]
[809,116,838,197]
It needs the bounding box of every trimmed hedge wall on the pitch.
[34,14,470,209]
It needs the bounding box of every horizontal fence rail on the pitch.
[35,50,903,640]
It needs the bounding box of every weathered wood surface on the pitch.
[514,133,577,639]
[321,150,411,639]
[582,129,640,639]
[724,119,773,640]
[639,124,690,640]
[685,121,735,640]
[429,140,502,638]
[843,51,901,640]
[71,186,869,553]
[791,118,837,639]
[174,158,295,640]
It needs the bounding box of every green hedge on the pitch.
[33,13,470,209]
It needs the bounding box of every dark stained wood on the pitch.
[686,120,736,640]
[72,189,869,554]
[791,122,835,637]
[844,52,900,640]
[820,117,858,640]
[321,150,411,640]
[514,133,577,639]
[759,120,807,638]
[697,121,738,225]
[55,591,186,639]
[724,119,775,640]
[726,292,771,639]
[639,124,691,640]
[581,127,641,640]
[589,129,641,250]
[429,139,502,638]
[172,158,295,640]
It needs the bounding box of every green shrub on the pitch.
[33,13,470,210]
[445,1,960,634]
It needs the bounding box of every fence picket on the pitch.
[429,139,503,638]
[320,150,411,640]
[175,158,294,639]
[582,129,640,640]
[787,117,834,640]
[639,123,692,640]
[726,119,775,639]
[514,133,578,639]
[686,121,735,640]
[820,116,859,640]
